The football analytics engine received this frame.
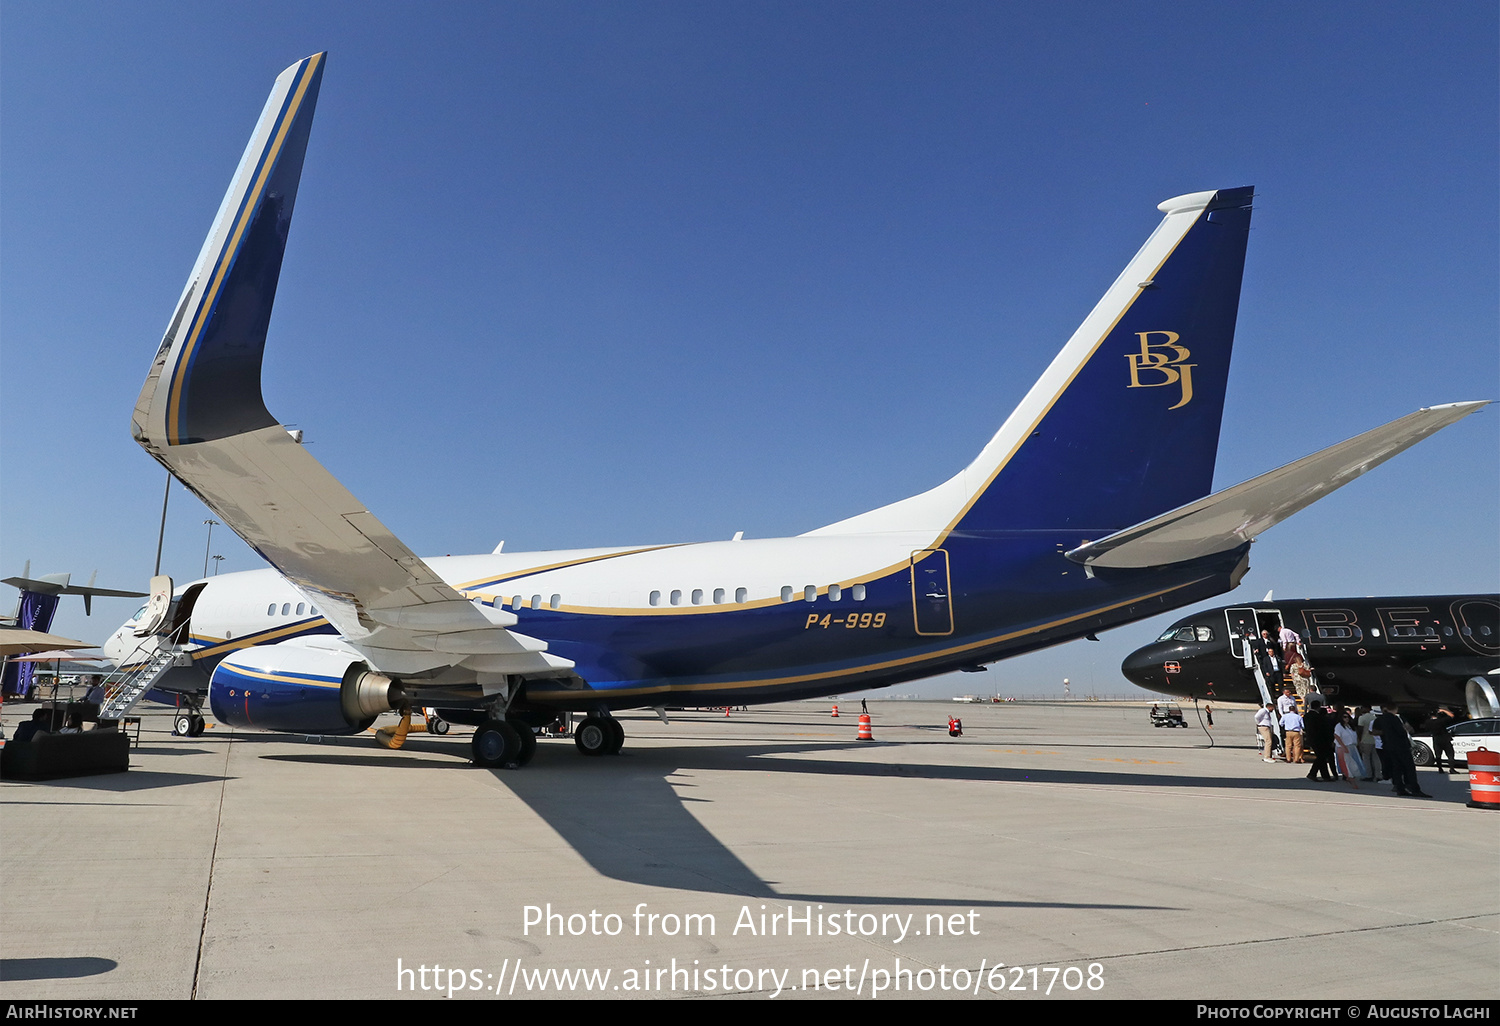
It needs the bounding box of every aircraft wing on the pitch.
[1064,401,1489,569]
[129,54,570,680]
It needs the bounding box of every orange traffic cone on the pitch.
[831,705,839,717]
[724,706,731,717]
[857,714,873,740]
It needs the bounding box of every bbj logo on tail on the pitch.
[1126,330,1195,409]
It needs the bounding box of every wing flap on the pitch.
[1065,402,1489,568]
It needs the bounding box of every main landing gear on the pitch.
[471,717,538,769]
[466,706,623,767]
[574,715,624,757]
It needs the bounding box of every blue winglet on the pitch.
[146,53,325,446]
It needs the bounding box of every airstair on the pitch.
[1225,607,1322,709]
[97,626,190,721]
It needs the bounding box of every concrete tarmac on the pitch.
[1,700,1495,1000]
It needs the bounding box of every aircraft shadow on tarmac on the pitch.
[0,957,117,982]
[256,726,1469,909]
[268,734,1203,910]
[0,771,235,793]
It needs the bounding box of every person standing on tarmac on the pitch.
[1422,707,1458,774]
[1255,703,1276,763]
[1279,704,1305,764]
[1304,704,1338,782]
[1373,704,1429,798]
[1356,706,1381,781]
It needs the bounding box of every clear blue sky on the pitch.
[3,2,1496,696]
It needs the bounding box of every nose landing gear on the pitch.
[172,702,206,737]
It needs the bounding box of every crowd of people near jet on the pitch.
[1247,619,1462,798]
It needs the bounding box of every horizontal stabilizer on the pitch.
[1065,402,1489,568]
[1,575,145,600]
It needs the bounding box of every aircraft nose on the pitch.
[1121,644,1168,689]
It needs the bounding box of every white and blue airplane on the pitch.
[105,53,1487,766]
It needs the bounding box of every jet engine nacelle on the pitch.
[209,644,397,735]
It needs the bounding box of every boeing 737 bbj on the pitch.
[103,53,1487,766]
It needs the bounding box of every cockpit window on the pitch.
[1161,625,1213,642]
[129,604,148,623]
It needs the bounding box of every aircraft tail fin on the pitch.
[807,187,1254,539]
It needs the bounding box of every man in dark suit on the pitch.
[1374,704,1429,798]
[1304,704,1338,782]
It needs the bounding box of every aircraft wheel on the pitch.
[173,713,193,737]
[1411,741,1434,767]
[574,717,610,757]
[426,714,450,736]
[509,719,537,766]
[604,717,625,755]
[472,719,521,768]
[188,715,206,737]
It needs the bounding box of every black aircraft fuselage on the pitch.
[1121,596,1500,718]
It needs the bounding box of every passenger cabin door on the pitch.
[1225,607,1259,665]
[1226,606,1278,707]
[910,549,953,636]
[134,575,174,637]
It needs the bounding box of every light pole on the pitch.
[212,555,225,576]
[202,519,220,578]
[153,473,171,577]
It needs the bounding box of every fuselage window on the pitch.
[670,590,682,606]
[296,603,305,615]
[281,603,290,616]
[713,588,725,604]
[735,587,747,603]
[852,585,866,602]
[692,589,704,605]
[650,590,661,606]
[781,586,794,602]
[267,603,276,616]
[550,594,561,610]
[511,595,523,609]
[828,585,842,602]
[1442,626,1453,636]
[310,606,318,616]
[804,586,817,602]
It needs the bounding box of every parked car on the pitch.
[1410,716,1500,767]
